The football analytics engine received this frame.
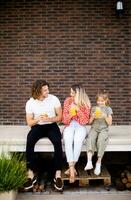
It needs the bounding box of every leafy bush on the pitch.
[0,153,27,192]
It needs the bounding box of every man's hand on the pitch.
[40,113,49,122]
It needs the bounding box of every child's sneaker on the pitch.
[94,163,101,176]
[84,161,93,170]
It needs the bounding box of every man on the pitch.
[24,80,63,191]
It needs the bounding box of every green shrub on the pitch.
[0,153,27,192]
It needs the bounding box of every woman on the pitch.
[62,84,91,183]
[24,80,63,191]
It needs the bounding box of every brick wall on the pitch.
[0,0,130,125]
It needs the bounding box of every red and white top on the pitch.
[62,97,90,125]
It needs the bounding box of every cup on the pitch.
[95,107,102,118]
[70,107,77,116]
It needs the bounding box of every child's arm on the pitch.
[101,112,112,125]
[89,113,95,124]
[105,114,112,125]
[88,107,96,124]
[103,107,113,125]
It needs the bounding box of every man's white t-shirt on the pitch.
[25,94,61,125]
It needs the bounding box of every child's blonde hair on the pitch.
[96,91,110,106]
[71,84,91,108]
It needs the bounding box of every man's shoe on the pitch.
[24,176,37,191]
[32,176,37,184]
[54,178,63,191]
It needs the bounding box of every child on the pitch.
[84,92,113,175]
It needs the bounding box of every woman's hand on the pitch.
[70,106,77,117]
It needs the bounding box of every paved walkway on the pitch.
[17,193,131,200]
[17,189,131,200]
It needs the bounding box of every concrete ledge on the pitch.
[0,125,131,152]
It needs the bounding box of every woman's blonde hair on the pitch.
[71,84,91,108]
